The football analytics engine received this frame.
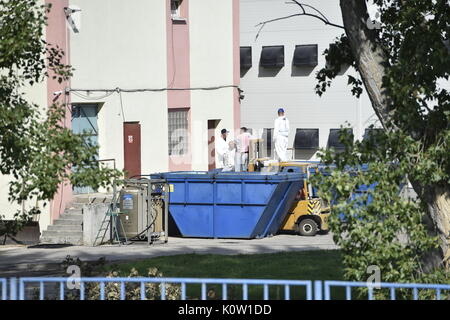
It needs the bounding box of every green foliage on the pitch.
[315,35,363,98]
[0,1,122,221]
[311,0,450,285]
[311,128,443,284]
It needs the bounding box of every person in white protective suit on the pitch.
[273,108,290,162]
[216,128,234,171]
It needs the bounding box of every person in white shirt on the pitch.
[273,108,290,162]
[216,128,234,170]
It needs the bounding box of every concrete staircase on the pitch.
[40,193,113,245]
[40,207,84,245]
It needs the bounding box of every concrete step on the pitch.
[54,218,82,226]
[65,203,85,210]
[47,225,82,232]
[60,213,83,219]
[40,230,83,245]
[63,208,83,215]
[39,236,83,245]
[42,230,83,238]
[58,214,83,221]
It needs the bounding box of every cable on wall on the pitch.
[67,85,240,94]
[67,85,243,122]
[118,89,126,122]
[71,90,115,100]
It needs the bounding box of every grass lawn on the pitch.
[104,250,343,280]
[100,250,344,300]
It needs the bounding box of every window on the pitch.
[293,45,318,67]
[171,0,182,18]
[240,46,252,70]
[327,128,354,149]
[260,46,285,68]
[294,129,319,149]
[168,109,189,156]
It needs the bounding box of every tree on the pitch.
[326,0,449,274]
[259,0,449,284]
[0,1,121,227]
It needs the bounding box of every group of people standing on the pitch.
[216,126,252,172]
[216,108,289,171]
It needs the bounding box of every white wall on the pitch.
[69,0,237,173]
[0,0,51,229]
[69,0,169,175]
[240,0,378,160]
[189,0,236,170]
[0,79,51,229]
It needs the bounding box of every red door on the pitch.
[123,122,141,178]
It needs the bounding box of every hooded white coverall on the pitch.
[273,116,290,162]
[216,137,229,169]
[216,137,234,171]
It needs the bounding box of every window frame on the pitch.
[168,108,189,156]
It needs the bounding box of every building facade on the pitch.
[239,0,378,160]
[1,0,382,235]
[0,0,240,230]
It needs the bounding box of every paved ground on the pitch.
[0,234,337,265]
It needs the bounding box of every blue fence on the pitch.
[324,280,450,300]
[0,278,6,301]
[1,277,449,300]
[14,277,312,301]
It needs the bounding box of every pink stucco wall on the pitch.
[46,0,73,222]
[232,0,241,131]
[166,0,192,171]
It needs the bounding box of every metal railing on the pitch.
[1,277,448,300]
[15,277,312,301]
[323,280,450,300]
[0,278,6,300]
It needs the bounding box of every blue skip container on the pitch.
[157,171,304,239]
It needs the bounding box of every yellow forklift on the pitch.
[248,140,330,236]
[278,162,330,236]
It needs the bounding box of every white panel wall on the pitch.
[69,0,168,174]
[240,0,378,160]
[189,0,236,170]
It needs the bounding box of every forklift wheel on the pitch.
[297,219,318,236]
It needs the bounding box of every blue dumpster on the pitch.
[158,171,304,239]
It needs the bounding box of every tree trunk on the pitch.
[339,0,393,131]
[414,183,450,271]
[339,0,449,271]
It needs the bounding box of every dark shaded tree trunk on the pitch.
[339,0,450,271]
[414,183,450,271]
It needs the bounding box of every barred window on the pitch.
[168,109,189,156]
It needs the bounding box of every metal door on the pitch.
[71,104,99,194]
[123,122,141,178]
